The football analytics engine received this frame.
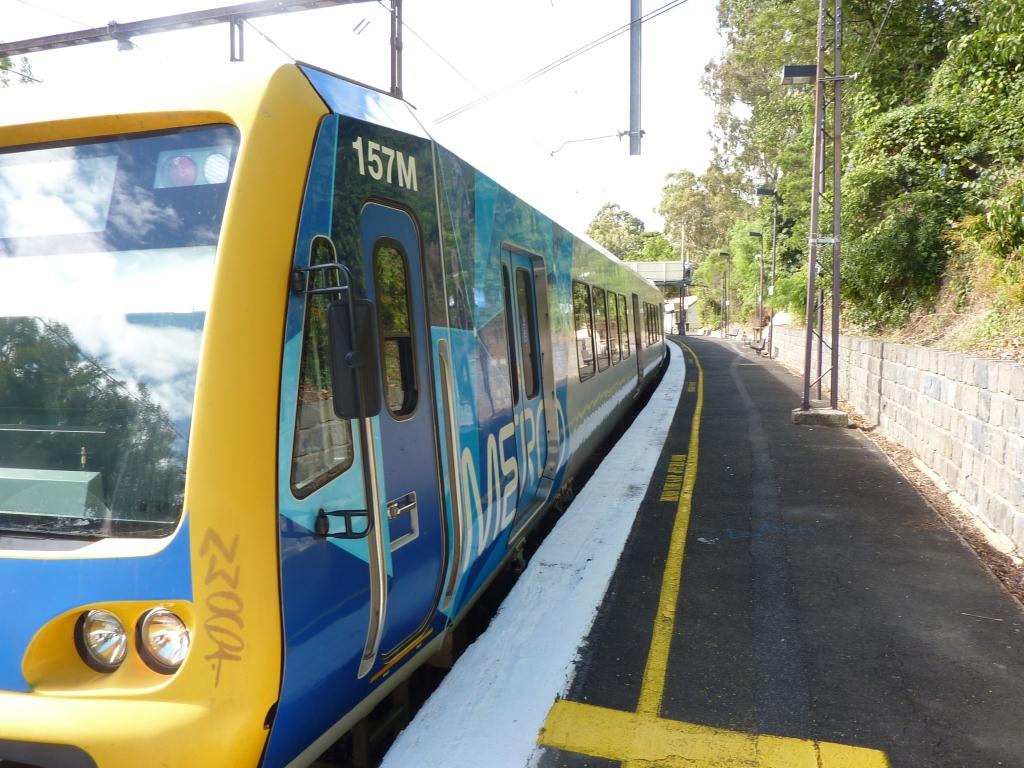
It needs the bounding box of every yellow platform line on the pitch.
[537,343,891,767]
[635,343,704,717]
[541,700,890,768]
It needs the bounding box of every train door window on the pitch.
[515,268,539,399]
[502,266,521,405]
[291,238,355,497]
[607,291,620,364]
[618,293,630,358]
[572,280,595,381]
[593,286,610,372]
[374,240,418,418]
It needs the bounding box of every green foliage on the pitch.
[0,55,33,87]
[585,203,678,263]
[658,166,752,256]
[696,0,985,330]
[639,231,676,262]
[585,203,646,260]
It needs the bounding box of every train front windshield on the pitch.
[0,125,239,538]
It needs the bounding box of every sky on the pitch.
[1,0,725,235]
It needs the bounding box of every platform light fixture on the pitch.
[781,64,817,85]
[749,232,765,344]
[756,187,779,358]
[719,251,730,336]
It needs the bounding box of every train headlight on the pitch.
[75,610,128,673]
[136,608,190,674]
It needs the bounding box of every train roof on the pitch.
[0,60,329,146]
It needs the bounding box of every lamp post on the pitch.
[749,231,764,343]
[756,187,779,358]
[783,0,847,413]
[719,251,730,337]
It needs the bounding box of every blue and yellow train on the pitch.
[0,62,666,767]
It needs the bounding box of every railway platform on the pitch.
[383,337,1024,768]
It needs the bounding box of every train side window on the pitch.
[607,291,620,364]
[572,280,595,380]
[374,241,418,418]
[291,239,355,497]
[502,266,521,405]
[618,293,630,358]
[515,268,539,399]
[593,286,610,372]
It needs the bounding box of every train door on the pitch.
[359,202,446,662]
[500,248,548,523]
[632,293,643,387]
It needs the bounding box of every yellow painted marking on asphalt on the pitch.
[660,454,687,502]
[537,343,891,767]
[540,700,889,768]
[636,344,704,717]
[688,381,697,392]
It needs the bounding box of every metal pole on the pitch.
[817,288,825,400]
[680,282,687,336]
[390,0,403,98]
[629,0,642,155]
[725,266,730,336]
[758,241,765,342]
[722,278,727,337]
[830,0,843,409]
[802,0,828,410]
[768,194,778,358]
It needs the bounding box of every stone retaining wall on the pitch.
[769,326,1024,552]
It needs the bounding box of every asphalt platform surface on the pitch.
[537,336,1024,768]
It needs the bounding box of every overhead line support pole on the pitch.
[390,0,403,98]
[801,0,843,411]
[629,0,642,155]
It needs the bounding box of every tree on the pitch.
[585,203,646,260]
[657,165,752,257]
[639,232,675,262]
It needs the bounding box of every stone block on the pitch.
[961,386,979,416]
[961,358,976,385]
[1008,436,1024,474]
[1013,513,1024,553]
[1005,399,1023,436]
[1011,365,1024,401]
[991,429,1007,465]
[975,359,991,389]
[972,420,990,452]
[978,390,992,422]
[792,406,849,427]
[997,363,1015,396]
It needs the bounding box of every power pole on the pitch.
[800,0,846,411]
[629,0,642,155]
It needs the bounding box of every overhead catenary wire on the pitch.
[549,131,629,156]
[10,0,90,28]
[245,18,296,62]
[434,0,690,124]
[374,0,478,92]
[860,0,896,75]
